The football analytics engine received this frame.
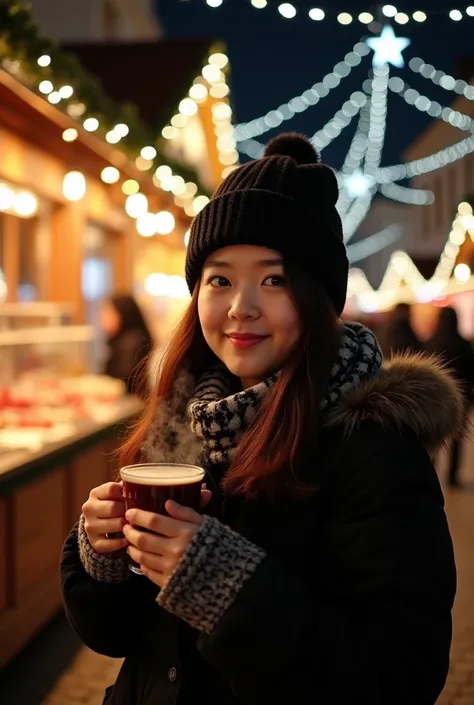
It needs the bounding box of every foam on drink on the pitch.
[120,464,205,486]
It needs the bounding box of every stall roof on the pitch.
[63,40,215,131]
[0,67,156,192]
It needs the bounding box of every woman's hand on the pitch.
[82,482,128,554]
[123,490,212,588]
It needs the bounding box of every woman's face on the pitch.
[198,245,302,388]
[99,301,121,337]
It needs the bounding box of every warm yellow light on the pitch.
[59,85,73,99]
[208,53,229,69]
[395,12,409,24]
[83,117,99,132]
[449,229,465,245]
[114,123,129,137]
[125,193,148,218]
[454,263,471,283]
[189,84,208,101]
[106,130,121,144]
[202,64,222,83]
[184,182,198,198]
[222,165,238,178]
[162,126,179,140]
[122,179,139,195]
[62,128,78,142]
[101,166,120,184]
[141,146,157,160]
[171,114,188,128]
[48,92,61,104]
[359,12,373,23]
[458,201,472,215]
[179,98,198,116]
[461,214,474,230]
[219,150,239,165]
[171,176,186,195]
[212,102,232,121]
[184,230,191,247]
[63,171,86,202]
[39,80,53,94]
[137,213,157,237]
[413,10,427,22]
[251,0,267,7]
[135,157,153,171]
[37,54,51,67]
[14,191,38,217]
[337,12,352,24]
[0,184,15,211]
[210,83,229,99]
[193,195,210,214]
[155,165,173,181]
[155,211,175,235]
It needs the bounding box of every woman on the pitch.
[425,306,474,487]
[100,294,154,396]
[61,134,460,705]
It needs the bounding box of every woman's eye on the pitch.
[262,275,286,287]
[208,275,230,287]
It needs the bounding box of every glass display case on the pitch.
[0,302,127,450]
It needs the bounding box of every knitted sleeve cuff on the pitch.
[77,514,131,584]
[156,515,266,634]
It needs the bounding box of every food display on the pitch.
[0,372,126,450]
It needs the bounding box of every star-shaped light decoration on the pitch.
[343,170,375,198]
[366,25,411,68]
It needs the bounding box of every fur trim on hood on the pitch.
[324,353,466,452]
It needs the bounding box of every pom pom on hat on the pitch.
[264,132,321,165]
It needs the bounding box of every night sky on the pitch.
[156,0,474,171]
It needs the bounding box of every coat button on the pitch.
[168,667,178,683]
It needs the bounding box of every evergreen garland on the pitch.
[0,0,206,192]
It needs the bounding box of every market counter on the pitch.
[0,396,142,668]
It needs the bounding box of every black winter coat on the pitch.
[60,355,460,705]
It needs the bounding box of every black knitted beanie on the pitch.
[185,132,348,315]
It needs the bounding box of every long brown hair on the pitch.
[120,261,340,499]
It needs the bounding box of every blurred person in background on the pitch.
[383,302,422,355]
[99,294,154,397]
[425,306,474,487]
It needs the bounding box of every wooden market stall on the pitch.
[0,3,234,666]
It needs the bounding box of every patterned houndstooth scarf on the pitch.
[187,322,382,467]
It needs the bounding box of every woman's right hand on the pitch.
[82,482,129,554]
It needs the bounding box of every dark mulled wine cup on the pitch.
[120,463,205,575]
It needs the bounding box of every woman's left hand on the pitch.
[123,500,205,589]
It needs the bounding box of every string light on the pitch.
[192,2,474,24]
[237,91,367,158]
[39,80,53,94]
[377,133,474,183]
[312,92,368,151]
[234,41,370,142]
[37,54,51,67]
[409,56,474,100]
[63,171,86,202]
[347,225,403,264]
[379,182,434,205]
[101,167,120,184]
[278,3,297,18]
[83,117,99,132]
[62,128,78,142]
[347,201,474,312]
[125,193,148,218]
[390,77,474,133]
